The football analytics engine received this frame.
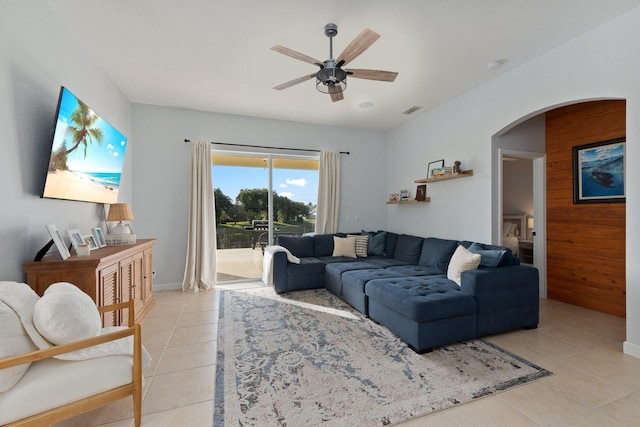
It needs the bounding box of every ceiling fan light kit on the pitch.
[272,23,398,102]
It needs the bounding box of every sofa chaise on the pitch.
[270,231,539,353]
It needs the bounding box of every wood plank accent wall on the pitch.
[545,100,626,317]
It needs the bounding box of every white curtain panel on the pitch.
[315,151,341,234]
[182,141,217,292]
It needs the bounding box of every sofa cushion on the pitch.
[277,235,314,258]
[313,234,335,257]
[362,257,410,268]
[393,234,424,263]
[361,230,387,256]
[417,237,459,273]
[286,258,327,276]
[385,265,445,277]
[447,245,481,286]
[33,283,102,345]
[332,236,357,258]
[365,277,477,322]
[467,242,507,268]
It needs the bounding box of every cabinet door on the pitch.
[131,252,145,317]
[98,263,119,327]
[119,256,134,326]
[143,248,153,300]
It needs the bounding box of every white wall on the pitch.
[503,158,533,217]
[0,1,132,280]
[386,7,640,357]
[131,104,387,287]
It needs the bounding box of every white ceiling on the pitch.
[49,0,640,132]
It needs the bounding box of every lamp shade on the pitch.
[527,217,534,229]
[107,203,134,222]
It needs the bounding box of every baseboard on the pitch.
[153,282,182,292]
[623,341,640,360]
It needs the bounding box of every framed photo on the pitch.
[427,159,445,177]
[83,234,99,250]
[415,184,427,201]
[46,224,70,260]
[388,193,399,203]
[91,227,107,248]
[573,137,625,204]
[67,228,84,252]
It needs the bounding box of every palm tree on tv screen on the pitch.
[49,100,104,166]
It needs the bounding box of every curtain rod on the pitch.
[184,139,349,155]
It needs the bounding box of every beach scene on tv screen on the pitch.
[43,87,127,204]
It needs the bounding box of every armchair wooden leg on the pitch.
[133,323,143,427]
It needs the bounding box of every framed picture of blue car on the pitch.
[573,137,625,204]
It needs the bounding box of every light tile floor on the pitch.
[55,283,640,426]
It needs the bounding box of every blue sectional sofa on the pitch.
[271,231,539,353]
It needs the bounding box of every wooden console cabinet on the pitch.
[24,239,156,326]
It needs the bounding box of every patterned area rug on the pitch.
[214,287,551,426]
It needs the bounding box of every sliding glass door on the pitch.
[212,152,318,282]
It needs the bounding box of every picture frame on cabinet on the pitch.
[67,228,84,252]
[83,234,99,250]
[91,227,107,248]
[46,224,70,260]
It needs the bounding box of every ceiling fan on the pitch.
[271,23,398,102]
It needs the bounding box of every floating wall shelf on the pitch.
[414,169,474,183]
[386,198,431,205]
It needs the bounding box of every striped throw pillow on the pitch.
[355,235,369,258]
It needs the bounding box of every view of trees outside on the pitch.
[212,156,319,249]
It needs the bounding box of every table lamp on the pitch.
[107,203,134,235]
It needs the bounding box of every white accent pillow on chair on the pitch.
[33,282,101,345]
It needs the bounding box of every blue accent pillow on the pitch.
[468,242,507,268]
[418,238,459,272]
[393,234,424,263]
[361,230,387,256]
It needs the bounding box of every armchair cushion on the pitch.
[0,301,37,392]
[0,354,133,425]
[33,282,101,345]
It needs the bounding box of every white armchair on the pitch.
[0,290,143,426]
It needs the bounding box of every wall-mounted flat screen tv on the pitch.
[42,86,127,204]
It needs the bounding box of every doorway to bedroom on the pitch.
[212,152,319,282]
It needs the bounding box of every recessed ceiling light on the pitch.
[359,101,374,108]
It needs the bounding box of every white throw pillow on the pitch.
[33,283,101,345]
[0,300,38,392]
[447,245,481,286]
[332,236,357,258]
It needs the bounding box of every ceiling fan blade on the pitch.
[273,73,317,91]
[271,45,322,66]
[348,69,398,82]
[336,28,380,67]
[328,86,344,102]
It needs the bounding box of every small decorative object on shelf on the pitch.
[415,184,427,201]
[388,193,399,203]
[400,189,410,201]
[452,161,462,174]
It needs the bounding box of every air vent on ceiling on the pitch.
[403,106,422,115]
